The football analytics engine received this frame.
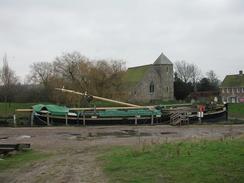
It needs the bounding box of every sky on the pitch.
[0,0,244,81]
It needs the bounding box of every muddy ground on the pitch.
[0,124,244,183]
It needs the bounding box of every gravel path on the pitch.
[0,124,244,183]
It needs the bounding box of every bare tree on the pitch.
[175,61,192,83]
[0,54,18,104]
[206,70,218,83]
[29,62,53,88]
[25,51,127,105]
[88,59,126,98]
[53,52,90,91]
[189,63,201,91]
[89,60,112,97]
[175,60,201,91]
[206,70,220,89]
[108,60,126,98]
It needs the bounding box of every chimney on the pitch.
[239,70,243,75]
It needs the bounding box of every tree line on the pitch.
[0,52,220,105]
[174,61,220,100]
[0,52,126,106]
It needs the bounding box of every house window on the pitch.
[227,88,229,93]
[167,86,169,93]
[237,88,240,93]
[166,66,169,73]
[222,88,225,93]
[149,81,154,93]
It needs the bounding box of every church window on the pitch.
[149,81,154,93]
[166,66,169,73]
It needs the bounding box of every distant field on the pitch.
[0,103,35,117]
[229,103,244,118]
[102,138,244,183]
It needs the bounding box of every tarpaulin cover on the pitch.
[32,104,69,116]
[98,109,161,117]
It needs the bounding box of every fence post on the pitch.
[83,114,86,126]
[30,111,34,127]
[135,116,137,125]
[47,113,50,126]
[198,112,202,124]
[151,115,154,125]
[65,114,68,126]
[225,103,228,121]
[13,114,16,127]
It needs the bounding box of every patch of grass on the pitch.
[102,138,244,183]
[0,102,35,117]
[229,103,244,118]
[0,150,49,171]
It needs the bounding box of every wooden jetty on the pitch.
[0,143,31,155]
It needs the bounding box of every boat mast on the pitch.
[55,88,141,107]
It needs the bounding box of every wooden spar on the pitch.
[15,106,154,114]
[15,109,33,112]
[55,88,140,107]
[15,103,191,113]
[70,106,154,110]
[15,104,193,113]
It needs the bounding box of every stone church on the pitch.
[123,52,174,103]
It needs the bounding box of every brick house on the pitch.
[123,52,174,103]
[220,70,244,103]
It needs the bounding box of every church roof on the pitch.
[221,74,244,87]
[123,65,151,86]
[123,52,173,87]
[153,52,173,65]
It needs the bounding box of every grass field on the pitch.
[229,103,244,118]
[102,138,244,183]
[0,103,35,117]
[0,150,48,171]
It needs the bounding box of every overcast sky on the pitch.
[0,0,243,81]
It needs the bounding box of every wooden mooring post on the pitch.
[65,114,68,126]
[30,111,34,127]
[224,103,228,121]
[47,114,50,126]
[13,114,16,127]
[83,114,86,126]
[151,115,154,125]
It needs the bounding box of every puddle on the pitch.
[56,132,81,136]
[56,132,85,140]
[121,130,137,134]
[96,130,152,138]
[56,130,179,140]
[160,132,177,135]
[0,136,8,140]
[16,135,31,140]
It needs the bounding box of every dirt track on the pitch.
[0,124,244,183]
